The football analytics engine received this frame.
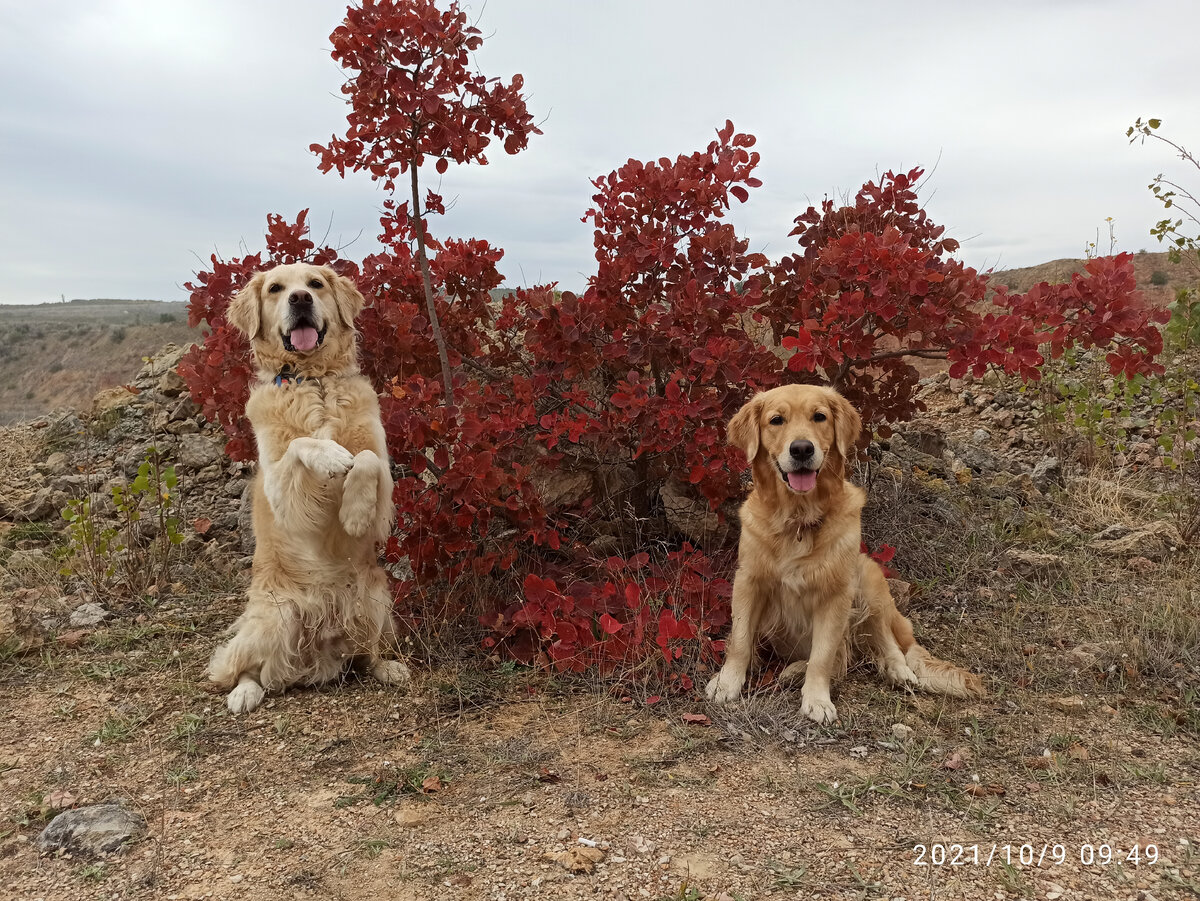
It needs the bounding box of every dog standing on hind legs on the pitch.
[207,263,410,714]
[705,384,984,723]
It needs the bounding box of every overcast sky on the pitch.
[2,0,1198,305]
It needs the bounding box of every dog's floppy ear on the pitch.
[829,389,863,456]
[227,272,265,339]
[327,268,365,330]
[727,394,764,462]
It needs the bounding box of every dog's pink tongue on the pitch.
[289,327,319,351]
[787,470,818,492]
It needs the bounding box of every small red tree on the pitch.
[312,0,541,406]
[512,121,782,516]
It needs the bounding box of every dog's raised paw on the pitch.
[339,495,376,537]
[306,441,355,479]
[371,660,411,686]
[226,678,266,715]
[339,461,380,536]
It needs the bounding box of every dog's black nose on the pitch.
[288,290,313,307]
[789,439,815,461]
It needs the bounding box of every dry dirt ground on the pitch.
[2,429,1200,900]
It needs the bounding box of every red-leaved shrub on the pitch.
[180,0,1168,688]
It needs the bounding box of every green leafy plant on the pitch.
[1128,117,1200,540]
[59,497,123,590]
[58,447,185,595]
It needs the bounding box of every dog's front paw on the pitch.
[340,455,380,537]
[705,669,744,704]
[226,678,266,715]
[799,689,837,724]
[371,659,411,686]
[339,493,376,537]
[306,441,355,479]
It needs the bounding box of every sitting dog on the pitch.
[706,384,983,723]
[207,263,409,714]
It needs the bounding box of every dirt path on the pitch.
[2,585,1197,900]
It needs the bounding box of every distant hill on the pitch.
[989,249,1194,302]
[0,299,198,424]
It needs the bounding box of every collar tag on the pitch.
[273,368,305,387]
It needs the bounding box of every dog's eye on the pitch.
[267,283,283,294]
[768,415,785,426]
[813,412,827,422]
[308,279,323,289]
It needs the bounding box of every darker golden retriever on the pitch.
[706,384,983,722]
[207,263,409,714]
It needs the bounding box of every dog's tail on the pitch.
[892,610,985,698]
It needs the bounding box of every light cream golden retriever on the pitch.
[207,263,409,714]
[706,385,983,723]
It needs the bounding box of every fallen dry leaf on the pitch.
[942,751,965,770]
[420,774,442,793]
[56,630,89,648]
[44,790,76,811]
[537,767,561,784]
[1049,695,1086,714]
[193,517,213,535]
[680,712,711,726]
[1067,744,1089,760]
[542,846,605,874]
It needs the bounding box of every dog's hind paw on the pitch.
[226,678,266,715]
[371,659,411,686]
[882,661,919,691]
[778,660,808,684]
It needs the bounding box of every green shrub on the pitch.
[1151,270,1169,286]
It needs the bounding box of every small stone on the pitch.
[37,803,145,857]
[393,806,428,828]
[1030,456,1062,492]
[177,434,222,472]
[68,603,110,629]
[891,723,913,742]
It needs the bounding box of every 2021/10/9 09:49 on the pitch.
[913,843,1159,867]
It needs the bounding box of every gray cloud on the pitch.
[2,0,1198,304]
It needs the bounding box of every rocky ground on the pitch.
[1,346,1198,900]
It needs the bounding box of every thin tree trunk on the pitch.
[411,162,455,406]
